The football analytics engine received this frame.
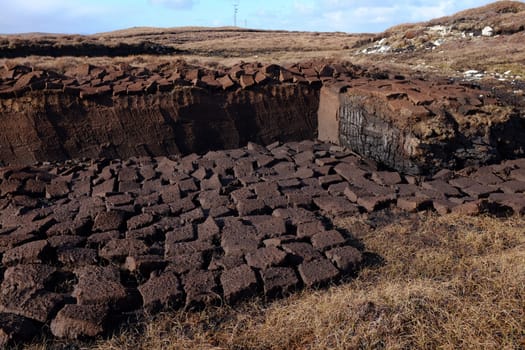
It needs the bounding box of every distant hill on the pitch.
[0,1,524,79]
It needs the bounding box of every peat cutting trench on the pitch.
[0,60,524,346]
[1,60,525,174]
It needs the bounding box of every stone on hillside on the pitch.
[245,246,288,269]
[183,271,221,308]
[93,211,126,232]
[240,75,255,88]
[217,75,235,90]
[261,267,299,298]
[325,246,363,272]
[482,26,494,36]
[298,258,340,286]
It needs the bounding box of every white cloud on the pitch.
[3,0,108,16]
[148,0,196,10]
[322,11,344,29]
[0,0,126,34]
[0,0,498,35]
[353,6,397,23]
[282,0,494,32]
[8,0,70,13]
[293,1,316,15]
[406,1,455,21]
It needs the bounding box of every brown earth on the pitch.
[0,60,330,166]
[319,77,525,174]
[0,140,524,347]
[0,61,321,166]
[0,1,524,349]
[0,59,523,175]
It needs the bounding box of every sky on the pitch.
[0,0,500,34]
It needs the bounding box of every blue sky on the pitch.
[0,0,498,34]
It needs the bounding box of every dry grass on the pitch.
[24,213,525,350]
[3,29,525,82]
[0,28,362,73]
[1,2,525,78]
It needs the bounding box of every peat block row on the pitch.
[0,140,524,345]
[0,60,355,99]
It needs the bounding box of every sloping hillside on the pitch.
[357,1,525,79]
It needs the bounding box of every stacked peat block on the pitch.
[0,60,357,100]
[318,76,524,175]
[0,141,361,345]
[1,140,524,345]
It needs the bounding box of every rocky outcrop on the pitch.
[364,1,525,54]
[318,78,525,175]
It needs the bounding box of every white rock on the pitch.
[464,70,479,76]
[362,43,391,54]
[427,25,450,36]
[482,26,494,37]
[433,38,444,46]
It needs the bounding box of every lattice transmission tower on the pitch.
[233,0,240,27]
